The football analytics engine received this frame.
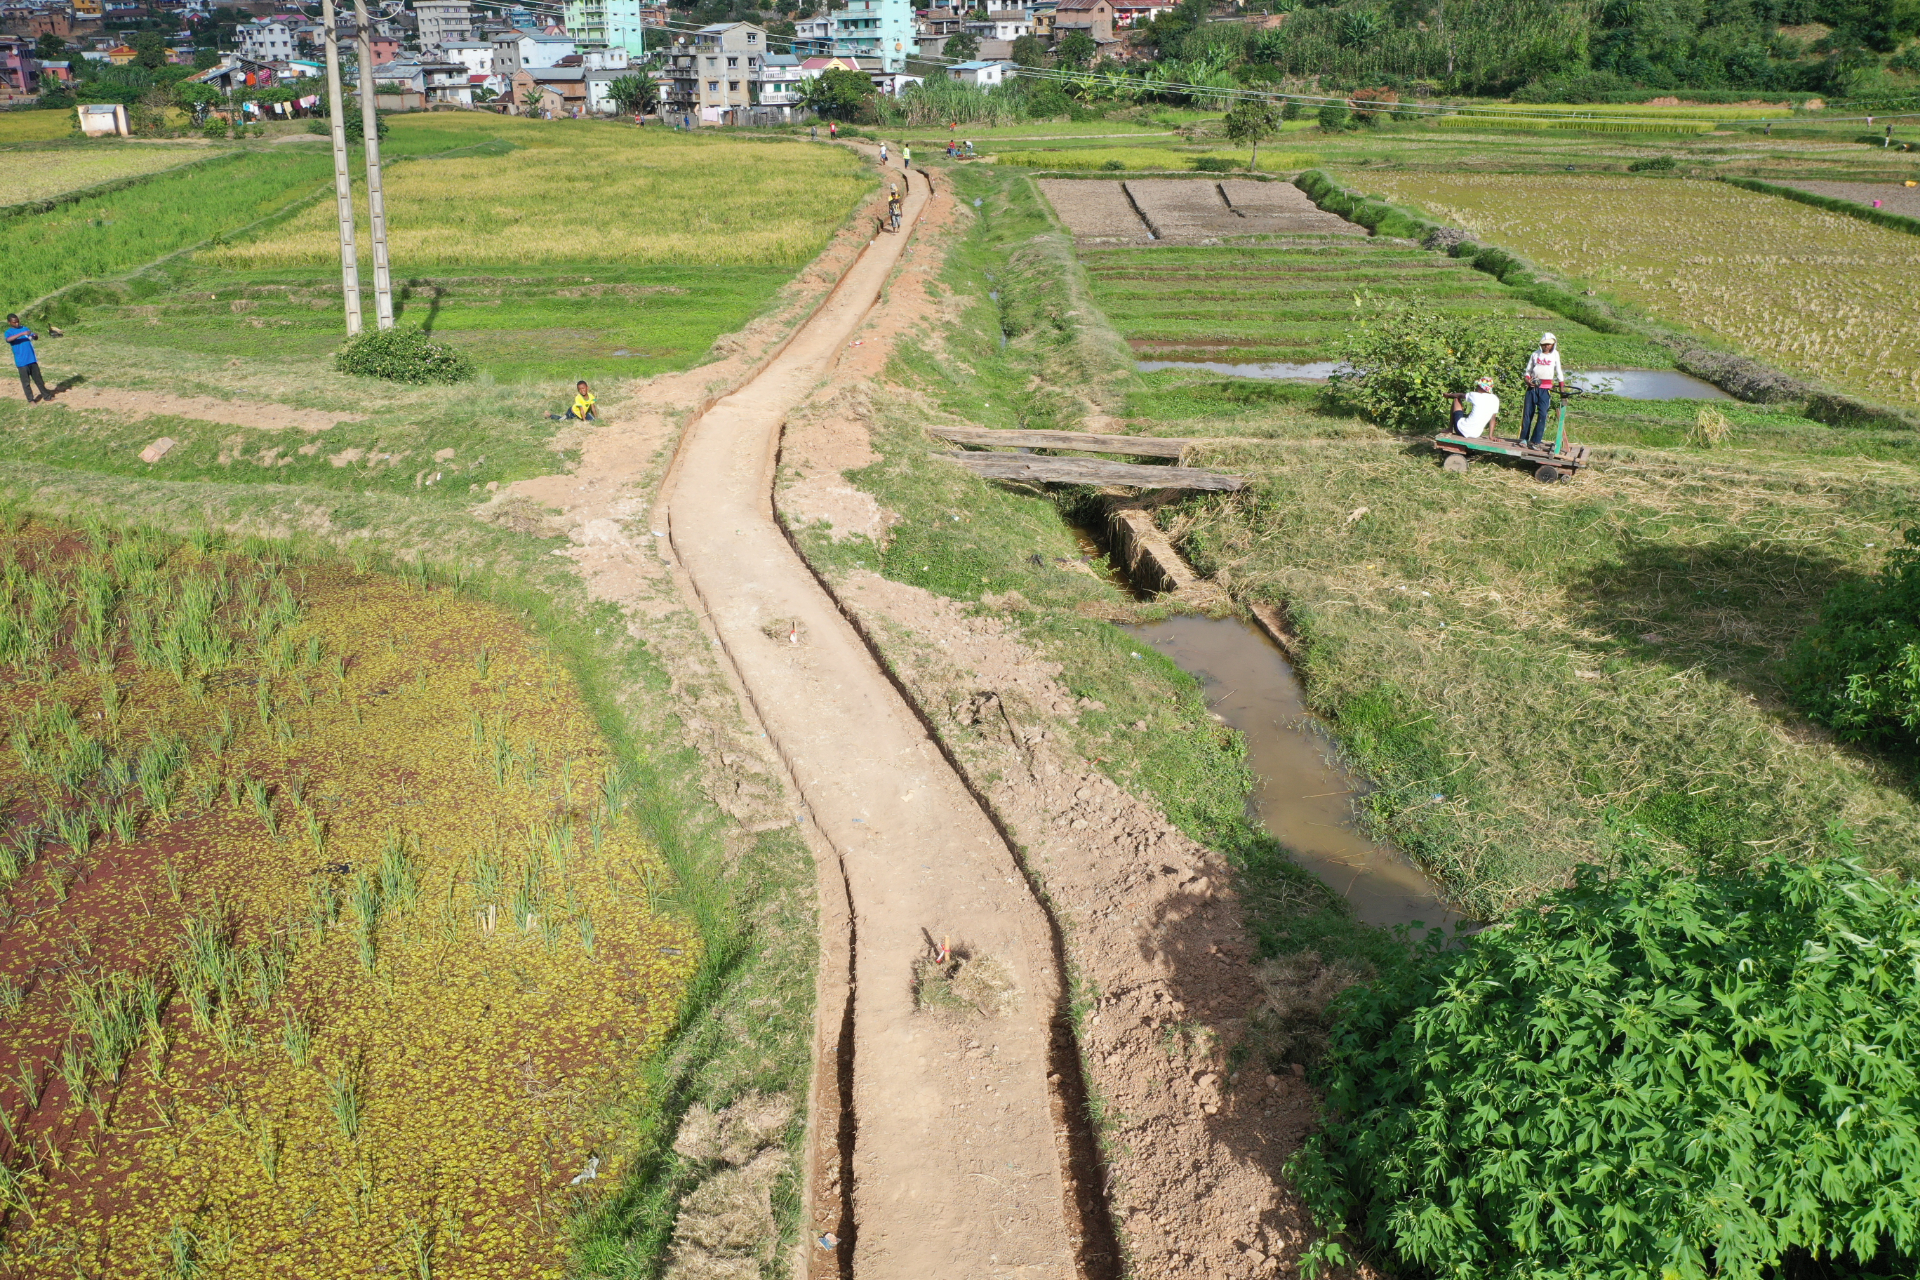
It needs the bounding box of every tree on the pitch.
[520,85,545,113]
[1316,101,1350,130]
[130,30,170,70]
[1221,97,1280,169]
[192,48,221,70]
[1009,33,1049,67]
[33,33,67,60]
[606,71,658,114]
[172,80,225,125]
[1290,849,1920,1280]
[800,65,873,119]
[1056,30,1096,68]
[942,29,980,61]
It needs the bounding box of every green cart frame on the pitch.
[1433,387,1592,483]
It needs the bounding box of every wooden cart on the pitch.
[1433,388,1592,482]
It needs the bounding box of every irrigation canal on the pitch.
[1126,615,1465,932]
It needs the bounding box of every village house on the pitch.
[237,18,294,62]
[962,9,1031,41]
[490,27,574,76]
[946,57,1012,86]
[415,0,475,49]
[1111,0,1173,26]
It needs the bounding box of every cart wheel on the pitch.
[1442,453,1469,474]
[1534,464,1561,484]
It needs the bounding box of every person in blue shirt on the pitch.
[5,315,52,403]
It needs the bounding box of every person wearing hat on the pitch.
[1447,376,1500,438]
[1521,332,1563,447]
[887,184,902,233]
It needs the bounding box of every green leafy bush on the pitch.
[334,326,474,384]
[1629,154,1678,171]
[1292,852,1920,1280]
[1192,155,1237,172]
[1331,295,1522,433]
[1788,530,1920,749]
[1317,103,1351,130]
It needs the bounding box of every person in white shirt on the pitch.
[1521,332,1563,447]
[1447,376,1500,438]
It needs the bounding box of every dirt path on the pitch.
[656,171,1084,1277]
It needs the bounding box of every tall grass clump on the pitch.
[1291,847,1920,1280]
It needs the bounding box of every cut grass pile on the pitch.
[1,144,221,208]
[0,516,695,1277]
[1083,241,1670,368]
[1349,172,1920,406]
[209,115,872,271]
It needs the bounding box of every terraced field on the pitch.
[1084,240,1669,367]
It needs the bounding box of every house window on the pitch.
[728,79,738,90]
[726,55,736,65]
[746,31,756,41]
[708,79,719,89]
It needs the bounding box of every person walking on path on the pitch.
[5,315,51,404]
[887,185,902,233]
[902,143,911,169]
[879,140,888,163]
[829,121,837,140]
[1520,332,1562,447]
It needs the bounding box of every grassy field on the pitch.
[0,109,77,143]
[1350,172,1920,407]
[1083,240,1670,368]
[1,143,223,207]
[0,519,693,1278]
[210,115,871,271]
[996,146,1325,171]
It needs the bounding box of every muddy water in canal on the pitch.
[1127,615,1463,931]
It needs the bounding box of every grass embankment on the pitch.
[789,161,1391,970]
[15,115,872,387]
[1349,171,1920,408]
[1086,240,1670,368]
[0,518,694,1277]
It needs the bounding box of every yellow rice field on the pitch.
[1353,172,1920,406]
[208,114,873,270]
[2,145,217,206]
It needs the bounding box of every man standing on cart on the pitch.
[1520,332,1563,448]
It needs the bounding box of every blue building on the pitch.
[830,0,915,72]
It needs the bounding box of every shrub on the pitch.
[1788,529,1920,749]
[1331,295,1523,433]
[1629,154,1678,171]
[1317,103,1351,131]
[1291,851,1920,1280]
[334,326,474,384]
[1100,158,1125,170]
[1281,99,1301,120]
[1192,155,1237,172]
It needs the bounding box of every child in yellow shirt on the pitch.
[567,380,596,421]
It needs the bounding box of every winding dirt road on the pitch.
[656,172,1083,1276]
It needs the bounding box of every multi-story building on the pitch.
[1052,0,1114,43]
[755,50,801,108]
[561,0,661,55]
[662,22,766,121]
[829,0,913,72]
[489,26,574,76]
[962,9,1031,41]
[414,0,474,50]
[439,38,491,77]
[791,12,831,56]
[237,18,294,61]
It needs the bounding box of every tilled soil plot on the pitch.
[1217,180,1368,236]
[1036,178,1154,243]
[1780,178,1920,218]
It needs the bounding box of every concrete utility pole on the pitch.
[320,0,362,335]
[351,0,395,329]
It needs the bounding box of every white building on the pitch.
[237,19,294,62]
[415,0,475,50]
[439,39,492,76]
[962,9,1031,40]
[490,27,575,75]
[947,58,1012,86]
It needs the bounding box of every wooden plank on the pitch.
[928,426,1193,458]
[932,451,1246,492]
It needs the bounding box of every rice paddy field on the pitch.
[0,517,695,1278]
[1347,172,1920,407]
[1,146,222,209]
[0,112,77,144]
[208,115,870,271]
[1083,239,1669,367]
